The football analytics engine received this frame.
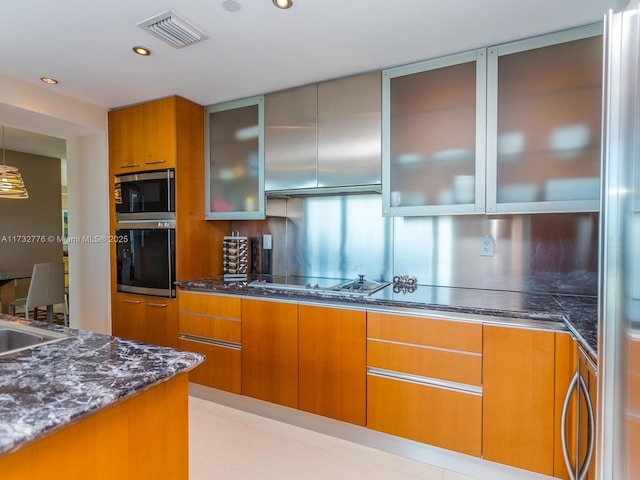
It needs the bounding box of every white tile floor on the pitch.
[189,396,479,480]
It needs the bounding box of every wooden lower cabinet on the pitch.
[367,312,483,456]
[177,291,242,393]
[554,332,579,480]
[178,337,241,393]
[241,299,298,408]
[112,293,178,348]
[367,374,482,456]
[627,333,640,479]
[483,324,556,476]
[298,305,366,426]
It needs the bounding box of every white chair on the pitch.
[9,262,68,327]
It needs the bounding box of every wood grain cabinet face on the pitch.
[111,293,178,349]
[108,96,177,172]
[241,299,299,408]
[366,312,483,456]
[627,333,640,479]
[177,291,242,393]
[483,324,556,476]
[298,305,367,426]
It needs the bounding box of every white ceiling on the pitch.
[1,0,619,113]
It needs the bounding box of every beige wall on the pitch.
[1,74,109,333]
[0,150,63,271]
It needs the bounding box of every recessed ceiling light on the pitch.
[40,77,58,85]
[273,0,292,9]
[222,0,242,12]
[133,46,151,56]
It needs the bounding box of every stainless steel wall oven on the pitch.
[115,220,176,297]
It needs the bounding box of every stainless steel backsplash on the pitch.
[256,194,598,295]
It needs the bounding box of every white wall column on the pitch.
[66,133,110,333]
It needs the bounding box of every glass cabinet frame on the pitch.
[485,24,603,214]
[382,49,488,216]
[205,95,265,220]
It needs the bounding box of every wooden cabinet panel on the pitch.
[483,325,556,476]
[554,332,579,480]
[112,293,178,349]
[178,291,242,319]
[178,338,241,394]
[241,299,298,408]
[299,305,366,426]
[367,339,481,386]
[628,334,640,479]
[177,291,242,393]
[578,347,597,480]
[108,96,176,172]
[178,313,240,344]
[0,374,189,480]
[367,312,482,353]
[367,374,482,457]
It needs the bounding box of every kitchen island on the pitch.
[0,314,203,480]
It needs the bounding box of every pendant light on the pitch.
[0,126,29,199]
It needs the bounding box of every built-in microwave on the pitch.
[115,169,175,220]
[115,221,176,297]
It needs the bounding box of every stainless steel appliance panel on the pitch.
[599,5,640,479]
[393,212,598,295]
[115,168,175,220]
[116,222,176,297]
[284,194,392,281]
[264,84,318,191]
[317,72,382,187]
[266,194,597,296]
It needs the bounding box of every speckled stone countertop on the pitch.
[0,315,203,456]
[176,275,598,360]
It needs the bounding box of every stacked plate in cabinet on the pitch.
[223,231,248,279]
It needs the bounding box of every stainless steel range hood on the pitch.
[266,184,381,198]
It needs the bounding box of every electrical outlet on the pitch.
[480,236,494,257]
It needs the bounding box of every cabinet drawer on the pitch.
[178,313,241,344]
[367,339,481,386]
[367,312,482,353]
[367,373,482,457]
[178,291,241,319]
[178,338,241,394]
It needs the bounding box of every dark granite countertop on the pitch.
[0,315,203,456]
[176,275,598,359]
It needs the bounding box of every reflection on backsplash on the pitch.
[230,194,598,296]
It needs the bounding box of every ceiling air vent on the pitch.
[137,10,206,48]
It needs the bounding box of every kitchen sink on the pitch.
[0,319,69,357]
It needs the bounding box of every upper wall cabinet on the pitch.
[382,24,602,217]
[108,97,178,172]
[265,72,381,194]
[205,96,265,220]
[382,50,487,216]
[486,25,603,214]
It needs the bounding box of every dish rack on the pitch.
[223,230,248,280]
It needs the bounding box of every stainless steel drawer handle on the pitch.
[119,163,140,168]
[146,302,168,307]
[144,159,166,165]
[561,372,580,480]
[577,375,595,480]
[122,299,142,304]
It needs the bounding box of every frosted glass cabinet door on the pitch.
[382,50,487,216]
[205,96,265,220]
[486,26,603,213]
